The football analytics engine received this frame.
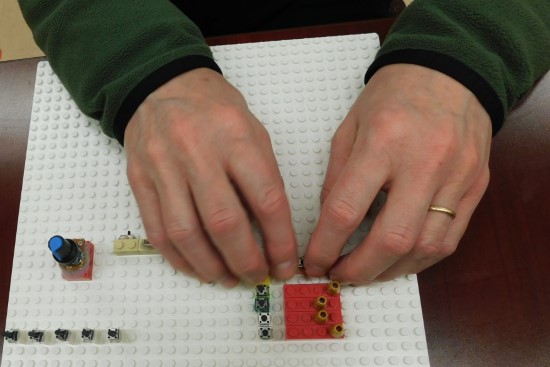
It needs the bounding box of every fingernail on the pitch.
[273,260,296,280]
[306,265,326,277]
[277,260,293,272]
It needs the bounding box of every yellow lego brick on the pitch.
[258,276,270,285]
[113,236,159,256]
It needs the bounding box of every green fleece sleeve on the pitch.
[365,0,550,133]
[18,0,221,144]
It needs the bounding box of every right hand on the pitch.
[124,68,297,287]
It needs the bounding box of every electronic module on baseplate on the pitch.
[48,235,94,281]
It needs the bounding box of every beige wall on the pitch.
[0,0,414,62]
[0,0,44,61]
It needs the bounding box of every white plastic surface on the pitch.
[2,33,430,366]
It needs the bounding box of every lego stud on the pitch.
[330,324,345,339]
[313,296,327,310]
[327,281,340,295]
[314,309,329,324]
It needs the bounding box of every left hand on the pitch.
[304,64,492,283]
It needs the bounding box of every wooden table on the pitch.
[1,18,549,366]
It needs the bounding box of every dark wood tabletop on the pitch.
[1,18,549,366]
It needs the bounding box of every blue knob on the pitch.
[48,235,79,264]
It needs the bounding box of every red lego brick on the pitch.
[283,283,345,340]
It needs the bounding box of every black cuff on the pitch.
[113,55,223,145]
[364,49,504,135]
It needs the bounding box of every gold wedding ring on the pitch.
[428,205,456,219]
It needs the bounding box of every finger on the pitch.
[376,143,490,281]
[154,165,239,287]
[378,167,489,281]
[374,182,466,281]
[442,167,490,254]
[321,117,358,204]
[190,162,268,284]
[329,169,439,283]
[228,141,297,281]
[127,162,194,276]
[304,145,389,277]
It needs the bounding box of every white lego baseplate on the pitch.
[2,33,430,366]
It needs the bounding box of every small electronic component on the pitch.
[28,330,44,343]
[258,313,271,326]
[3,330,19,343]
[256,284,269,297]
[107,328,121,343]
[259,327,272,340]
[81,328,94,342]
[253,278,272,339]
[54,328,70,342]
[48,235,94,281]
[113,232,158,255]
[298,256,305,270]
[254,297,270,313]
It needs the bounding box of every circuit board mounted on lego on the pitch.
[2,33,430,366]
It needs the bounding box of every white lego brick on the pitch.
[2,33,430,366]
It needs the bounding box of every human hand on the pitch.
[124,68,297,287]
[304,64,492,283]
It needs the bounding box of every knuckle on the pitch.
[440,240,459,258]
[369,110,409,143]
[126,162,143,185]
[144,139,166,162]
[325,198,363,232]
[434,131,459,157]
[221,108,251,134]
[331,125,348,147]
[380,226,416,257]
[307,252,334,270]
[457,145,485,176]
[415,239,441,259]
[480,167,491,189]
[164,219,200,245]
[146,231,171,252]
[204,206,241,237]
[256,186,287,217]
